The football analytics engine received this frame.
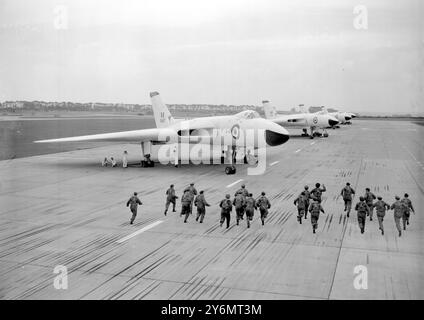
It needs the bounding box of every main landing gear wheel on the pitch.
[225,166,236,175]
[323,133,329,138]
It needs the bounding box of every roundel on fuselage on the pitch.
[313,116,318,124]
[231,124,240,139]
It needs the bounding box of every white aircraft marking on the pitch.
[226,179,243,188]
[295,149,302,153]
[116,220,163,243]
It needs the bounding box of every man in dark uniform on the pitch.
[401,193,415,229]
[340,182,355,217]
[194,190,210,223]
[245,193,256,228]
[355,196,368,234]
[294,191,308,224]
[364,188,376,221]
[219,194,233,228]
[308,198,325,233]
[311,183,326,204]
[126,192,142,224]
[181,190,194,223]
[373,196,390,235]
[391,196,407,236]
[164,184,178,215]
[256,192,271,226]
[233,193,246,225]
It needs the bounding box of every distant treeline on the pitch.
[0,100,262,115]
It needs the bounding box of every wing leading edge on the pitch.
[34,128,175,143]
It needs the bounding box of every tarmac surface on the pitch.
[0,119,423,299]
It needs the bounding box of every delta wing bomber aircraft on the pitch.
[262,100,339,138]
[35,92,290,174]
[315,107,354,125]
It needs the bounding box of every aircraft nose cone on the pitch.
[328,118,339,126]
[265,129,290,146]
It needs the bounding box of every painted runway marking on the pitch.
[226,179,243,188]
[310,142,315,145]
[116,220,163,243]
[295,149,301,153]
[270,161,279,166]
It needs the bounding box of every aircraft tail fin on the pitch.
[150,92,175,128]
[262,100,277,119]
[320,106,328,114]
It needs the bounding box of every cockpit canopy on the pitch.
[235,110,260,119]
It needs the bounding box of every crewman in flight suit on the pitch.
[181,190,194,223]
[355,196,368,234]
[256,192,271,226]
[373,196,390,235]
[219,194,233,229]
[126,192,142,224]
[233,193,246,225]
[194,190,210,223]
[245,193,256,228]
[391,196,407,237]
[308,198,325,233]
[364,188,376,221]
[311,183,326,204]
[401,193,415,230]
[340,182,355,217]
[164,184,178,215]
[294,191,308,224]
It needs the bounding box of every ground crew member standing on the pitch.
[194,190,210,223]
[219,194,233,228]
[233,193,246,225]
[373,196,390,235]
[181,190,194,223]
[122,151,128,168]
[303,185,311,219]
[340,182,355,217]
[401,193,415,229]
[245,193,256,228]
[391,196,407,237]
[308,198,325,233]
[311,183,326,203]
[354,196,368,234]
[164,184,178,215]
[294,191,308,224]
[364,188,376,221]
[126,192,142,224]
[256,192,271,226]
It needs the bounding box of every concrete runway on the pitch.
[0,119,423,300]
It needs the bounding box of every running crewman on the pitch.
[126,192,142,225]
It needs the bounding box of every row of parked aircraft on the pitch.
[35,92,355,174]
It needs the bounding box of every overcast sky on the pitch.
[0,0,422,112]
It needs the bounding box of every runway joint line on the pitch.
[226,179,243,188]
[117,220,164,243]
